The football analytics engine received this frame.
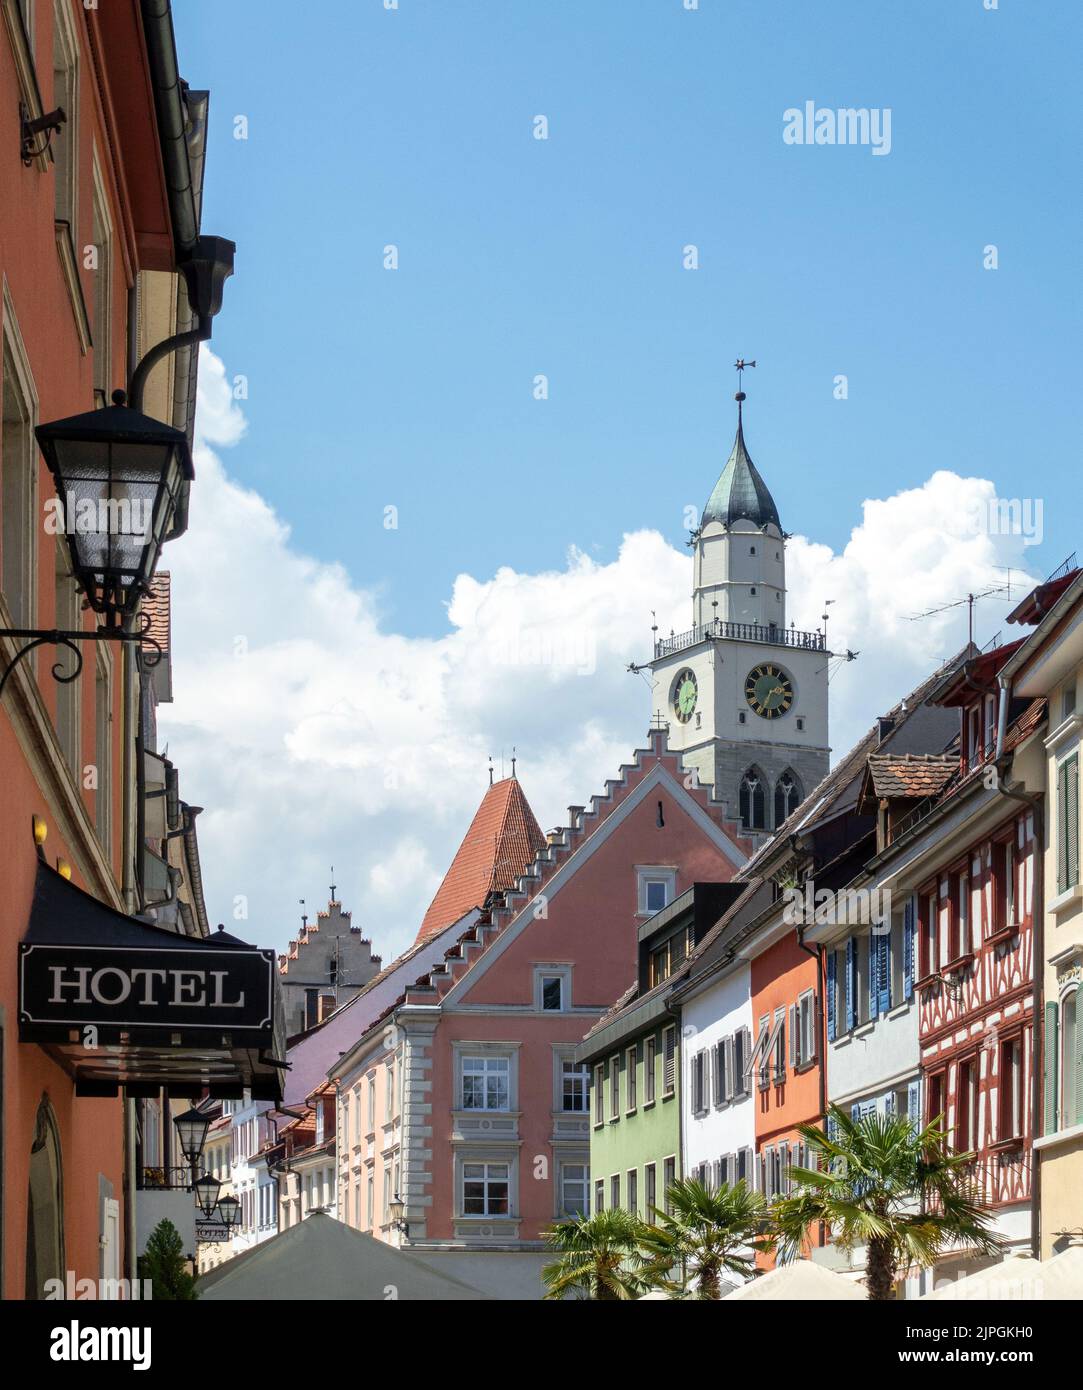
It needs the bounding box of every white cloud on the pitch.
[159,350,1039,963]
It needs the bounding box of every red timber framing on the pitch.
[917,808,1035,1211]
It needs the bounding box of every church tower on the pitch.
[648,379,830,838]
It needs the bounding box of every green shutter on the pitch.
[1045,1001,1059,1136]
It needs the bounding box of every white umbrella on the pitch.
[724,1260,866,1301]
[921,1246,1083,1301]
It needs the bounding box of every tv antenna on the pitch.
[905,583,1013,647]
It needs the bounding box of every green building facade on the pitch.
[577,883,744,1220]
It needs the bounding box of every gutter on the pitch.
[139,0,199,259]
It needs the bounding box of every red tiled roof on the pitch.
[1003,696,1046,752]
[866,753,958,800]
[931,640,1026,707]
[415,778,546,944]
[1007,570,1079,625]
[142,572,171,650]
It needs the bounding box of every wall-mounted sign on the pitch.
[19,942,275,1045]
[195,1220,231,1244]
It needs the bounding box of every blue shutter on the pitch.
[908,1079,921,1132]
[877,929,891,1016]
[826,950,837,1042]
[868,929,880,1019]
[851,1101,861,1123]
[903,895,915,1001]
[845,937,855,1031]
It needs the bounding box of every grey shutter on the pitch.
[1063,755,1080,893]
[907,1079,921,1132]
[723,1035,735,1101]
[789,1003,798,1069]
[1044,1001,1059,1135]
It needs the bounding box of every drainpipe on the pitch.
[994,676,1011,762]
[994,753,1043,1260]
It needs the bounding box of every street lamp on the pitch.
[0,393,192,699]
[389,1194,408,1237]
[193,1172,222,1219]
[173,1106,211,1170]
[34,391,194,624]
[217,1194,241,1232]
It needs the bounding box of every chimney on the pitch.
[318,993,337,1022]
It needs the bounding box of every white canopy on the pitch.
[920,1246,1083,1301]
[724,1260,866,1301]
[199,1212,490,1301]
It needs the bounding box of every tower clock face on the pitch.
[671,668,698,723]
[745,663,794,719]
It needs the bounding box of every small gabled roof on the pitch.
[860,753,958,809]
[701,409,781,532]
[415,777,546,944]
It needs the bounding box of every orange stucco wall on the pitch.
[1,0,158,1297]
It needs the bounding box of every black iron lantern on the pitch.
[173,1106,211,1168]
[34,391,194,624]
[217,1193,241,1231]
[193,1172,222,1218]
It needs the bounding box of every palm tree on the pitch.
[541,1207,650,1300]
[772,1103,1001,1300]
[639,1178,772,1298]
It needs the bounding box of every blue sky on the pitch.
[175,0,1080,639]
[162,2,1080,952]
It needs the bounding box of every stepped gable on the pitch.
[379,728,752,1017]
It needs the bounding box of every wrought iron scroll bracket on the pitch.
[0,615,163,702]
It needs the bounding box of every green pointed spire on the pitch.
[701,399,781,531]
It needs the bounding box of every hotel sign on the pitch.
[19,942,276,1045]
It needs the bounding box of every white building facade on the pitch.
[680,957,756,1190]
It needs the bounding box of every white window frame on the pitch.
[625,1044,637,1113]
[534,963,572,1013]
[636,865,677,916]
[559,1161,588,1218]
[1,287,39,632]
[460,1052,512,1113]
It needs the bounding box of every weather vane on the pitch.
[734,358,756,392]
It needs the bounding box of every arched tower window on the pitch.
[25,1095,65,1300]
[774,770,802,828]
[739,769,767,831]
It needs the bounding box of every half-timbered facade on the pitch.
[996,561,1083,1257]
[861,644,1048,1281]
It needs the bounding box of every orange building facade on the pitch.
[1,0,221,1297]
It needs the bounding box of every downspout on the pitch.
[994,751,1043,1260]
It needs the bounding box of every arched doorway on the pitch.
[25,1095,64,1299]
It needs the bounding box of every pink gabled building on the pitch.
[332,730,750,1259]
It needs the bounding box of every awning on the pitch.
[18,863,285,1100]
